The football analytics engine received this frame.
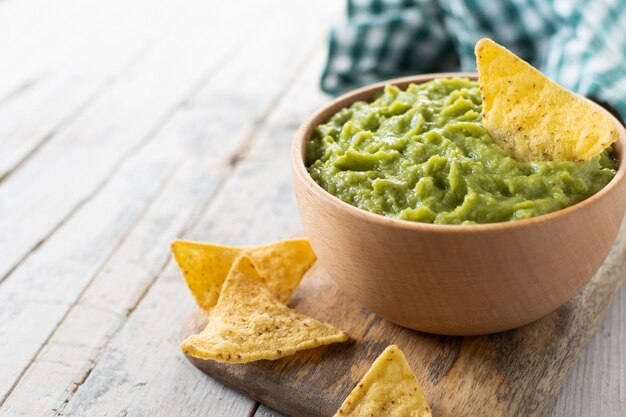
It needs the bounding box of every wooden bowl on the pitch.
[291,73,626,335]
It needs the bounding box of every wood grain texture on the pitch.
[0,0,623,416]
[0,0,253,403]
[182,217,626,417]
[257,287,626,417]
[0,0,250,282]
[0,1,336,416]
[0,5,340,417]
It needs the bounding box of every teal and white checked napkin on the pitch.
[321,0,626,120]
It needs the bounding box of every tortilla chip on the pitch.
[334,345,432,417]
[171,238,316,313]
[181,256,349,363]
[476,38,618,162]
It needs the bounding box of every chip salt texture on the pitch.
[180,256,348,363]
[171,239,316,313]
[476,38,618,162]
[334,345,432,417]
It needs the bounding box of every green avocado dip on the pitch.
[306,78,617,225]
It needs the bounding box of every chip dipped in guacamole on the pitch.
[306,78,617,225]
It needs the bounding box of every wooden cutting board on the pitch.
[180,231,626,417]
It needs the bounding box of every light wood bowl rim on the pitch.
[292,72,626,232]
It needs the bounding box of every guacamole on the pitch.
[306,78,617,225]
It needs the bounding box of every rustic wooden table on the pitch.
[0,0,623,416]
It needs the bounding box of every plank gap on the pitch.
[0,2,342,415]
[247,403,261,417]
[0,76,42,109]
[0,38,243,285]
[0,162,181,408]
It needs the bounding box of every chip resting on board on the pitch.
[476,38,618,162]
[171,238,316,313]
[334,345,432,417]
[180,256,349,363]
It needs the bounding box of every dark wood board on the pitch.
[181,232,626,417]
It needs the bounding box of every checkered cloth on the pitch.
[321,0,626,120]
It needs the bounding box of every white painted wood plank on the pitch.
[0,0,189,99]
[0,0,197,179]
[0,0,256,281]
[190,56,330,243]
[0,76,103,179]
[58,263,259,417]
[0,134,183,404]
[55,43,339,417]
[1,304,122,416]
[0,0,259,403]
[0,2,339,415]
[0,162,233,416]
[544,283,626,417]
[0,0,192,178]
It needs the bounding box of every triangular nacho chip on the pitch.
[181,256,348,363]
[171,238,316,313]
[334,345,432,417]
[476,38,618,162]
